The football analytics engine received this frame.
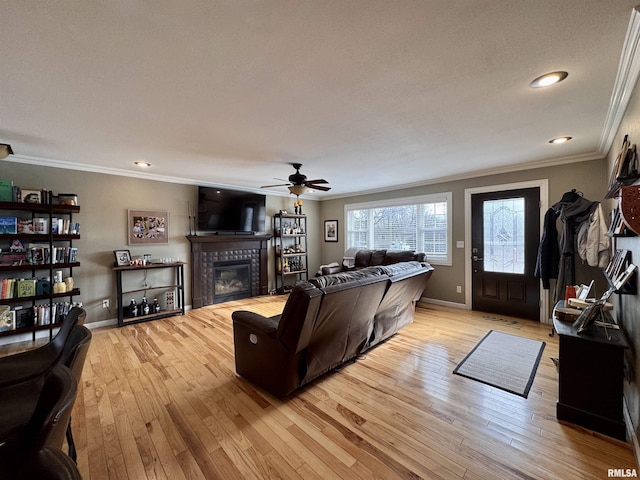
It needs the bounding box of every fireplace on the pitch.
[188,234,270,308]
[214,261,251,303]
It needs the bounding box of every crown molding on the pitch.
[599,6,640,155]
[4,154,304,199]
[8,149,604,203]
[321,151,604,201]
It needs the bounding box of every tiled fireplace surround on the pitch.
[188,235,271,308]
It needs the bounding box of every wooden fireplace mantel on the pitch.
[187,234,271,308]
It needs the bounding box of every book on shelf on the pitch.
[17,218,33,234]
[0,179,13,202]
[13,306,34,329]
[605,249,628,280]
[16,278,36,298]
[27,243,50,265]
[0,252,26,266]
[0,216,17,234]
[52,246,78,264]
[614,263,637,291]
[52,218,63,234]
[0,306,16,332]
[33,217,48,234]
[0,278,16,299]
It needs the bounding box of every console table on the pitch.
[113,262,185,326]
[552,301,628,440]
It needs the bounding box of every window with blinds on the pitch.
[344,192,452,265]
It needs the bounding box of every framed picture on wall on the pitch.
[324,220,338,242]
[128,209,168,245]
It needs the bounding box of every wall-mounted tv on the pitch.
[197,187,266,234]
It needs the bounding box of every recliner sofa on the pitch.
[321,248,426,275]
[232,260,434,396]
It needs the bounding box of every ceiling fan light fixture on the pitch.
[549,136,572,144]
[288,185,307,196]
[530,71,568,88]
[0,143,14,159]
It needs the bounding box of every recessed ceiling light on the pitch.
[549,136,572,144]
[530,71,568,88]
[134,161,151,167]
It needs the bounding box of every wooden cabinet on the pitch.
[0,197,80,340]
[273,214,307,293]
[553,302,629,440]
[113,262,185,326]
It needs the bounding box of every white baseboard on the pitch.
[418,297,468,309]
[0,305,193,347]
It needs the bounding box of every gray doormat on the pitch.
[453,330,545,398]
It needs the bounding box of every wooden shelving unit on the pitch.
[113,261,185,326]
[273,213,308,293]
[0,197,80,340]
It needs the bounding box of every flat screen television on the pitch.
[197,186,266,234]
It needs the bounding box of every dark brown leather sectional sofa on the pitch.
[321,248,427,275]
[232,260,434,396]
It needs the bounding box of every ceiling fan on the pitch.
[261,163,331,195]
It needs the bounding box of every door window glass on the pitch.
[483,198,525,273]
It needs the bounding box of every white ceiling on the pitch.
[2,1,639,199]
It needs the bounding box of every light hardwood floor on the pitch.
[2,298,638,479]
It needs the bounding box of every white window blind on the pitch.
[344,192,452,265]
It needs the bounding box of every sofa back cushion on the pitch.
[309,267,384,288]
[369,249,387,266]
[383,250,416,265]
[276,282,323,353]
[354,249,373,267]
[302,274,388,384]
[368,263,435,348]
[376,260,424,276]
[353,249,423,267]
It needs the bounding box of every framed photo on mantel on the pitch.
[128,209,168,245]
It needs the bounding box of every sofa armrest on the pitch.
[231,311,280,335]
[321,265,344,275]
[232,311,301,396]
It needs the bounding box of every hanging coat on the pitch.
[534,208,560,289]
[554,196,598,302]
[577,203,610,269]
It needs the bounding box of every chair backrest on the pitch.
[0,307,86,389]
[26,364,78,451]
[50,307,86,353]
[21,446,83,480]
[59,325,92,382]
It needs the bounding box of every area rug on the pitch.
[453,330,545,398]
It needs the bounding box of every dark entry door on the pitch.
[471,187,540,321]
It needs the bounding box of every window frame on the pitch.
[344,192,452,266]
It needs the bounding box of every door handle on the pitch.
[472,255,483,261]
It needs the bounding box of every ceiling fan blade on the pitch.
[305,179,328,184]
[308,184,331,191]
[260,183,291,188]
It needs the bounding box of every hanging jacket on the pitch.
[577,203,610,269]
[553,196,598,302]
[534,208,560,289]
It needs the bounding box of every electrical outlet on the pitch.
[456,286,462,293]
[102,299,109,308]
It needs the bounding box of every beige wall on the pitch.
[0,162,320,325]
[0,156,609,325]
[318,159,609,305]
